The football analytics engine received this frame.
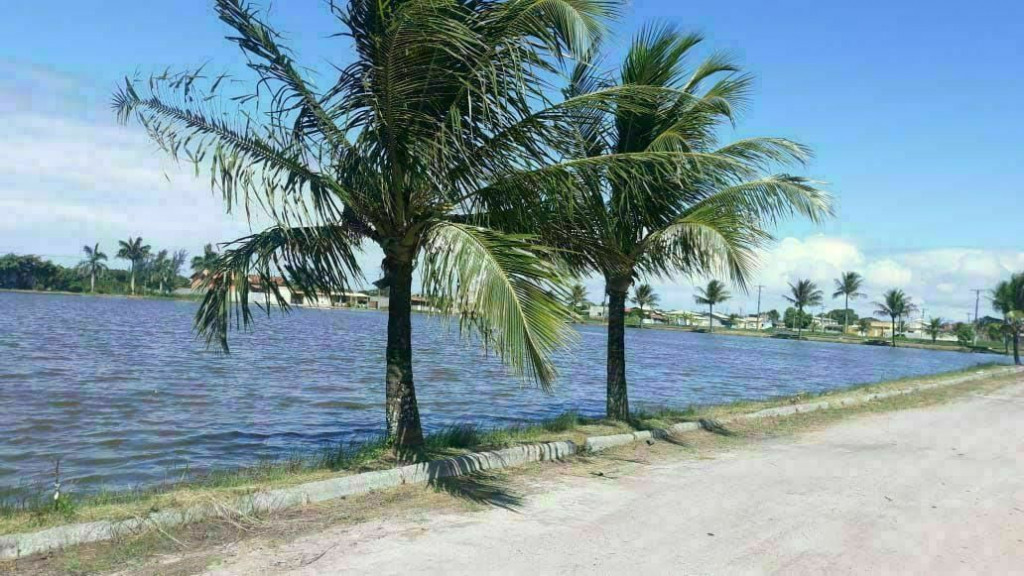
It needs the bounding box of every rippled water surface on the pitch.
[0,292,1005,490]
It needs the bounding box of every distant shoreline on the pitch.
[4,288,1007,357]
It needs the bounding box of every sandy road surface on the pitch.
[207,377,1024,575]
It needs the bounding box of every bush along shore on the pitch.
[1,363,1017,561]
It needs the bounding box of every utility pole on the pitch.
[972,289,982,345]
[755,285,765,331]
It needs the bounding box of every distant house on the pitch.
[733,315,773,330]
[588,304,609,320]
[688,310,730,329]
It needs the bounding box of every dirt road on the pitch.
[207,377,1024,575]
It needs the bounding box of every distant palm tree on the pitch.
[832,271,864,336]
[116,236,150,295]
[992,273,1024,365]
[874,288,917,348]
[567,283,589,319]
[783,279,823,339]
[926,317,944,343]
[190,243,219,276]
[152,249,188,293]
[631,284,659,329]
[694,280,730,334]
[76,243,108,293]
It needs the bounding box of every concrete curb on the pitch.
[1,367,1015,560]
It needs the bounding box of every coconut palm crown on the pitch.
[77,243,108,293]
[783,279,823,339]
[874,288,917,348]
[533,24,833,419]
[111,0,705,448]
[832,271,864,335]
[694,279,730,334]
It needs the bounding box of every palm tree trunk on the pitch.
[891,317,897,348]
[637,304,643,329]
[1013,330,1021,365]
[708,304,713,333]
[384,252,424,449]
[90,272,95,293]
[843,294,849,336]
[130,264,135,295]
[797,306,803,339]
[606,281,630,421]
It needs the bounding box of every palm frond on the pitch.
[420,221,576,389]
[195,224,364,351]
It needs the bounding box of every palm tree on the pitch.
[992,273,1024,365]
[783,280,823,339]
[631,283,659,329]
[534,25,832,419]
[567,283,589,319]
[191,244,219,276]
[114,0,638,449]
[76,243,108,293]
[926,317,944,343]
[873,289,917,348]
[694,280,730,334]
[832,271,864,336]
[152,249,188,293]
[116,236,150,295]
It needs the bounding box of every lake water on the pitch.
[0,291,1006,492]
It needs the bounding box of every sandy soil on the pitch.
[205,378,1024,575]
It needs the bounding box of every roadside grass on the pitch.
[0,364,1012,538]
[3,365,1018,575]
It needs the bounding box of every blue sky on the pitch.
[1,0,1022,319]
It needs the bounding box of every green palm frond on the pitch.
[195,224,364,351]
[420,221,576,389]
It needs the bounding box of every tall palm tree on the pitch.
[76,243,108,293]
[114,0,648,448]
[783,279,823,339]
[116,236,150,295]
[874,288,917,348]
[694,280,730,334]
[832,271,864,336]
[992,273,1024,365]
[191,244,220,276]
[567,283,589,319]
[534,25,832,419]
[631,283,659,328]
[926,317,944,343]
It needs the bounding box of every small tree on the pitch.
[694,280,730,333]
[76,243,108,293]
[631,284,659,329]
[784,307,812,330]
[926,317,944,343]
[783,279,823,339]
[191,243,219,276]
[954,323,975,348]
[858,317,873,337]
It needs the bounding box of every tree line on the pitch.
[571,268,1022,363]
[1,238,220,296]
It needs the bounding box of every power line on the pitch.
[755,285,765,330]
